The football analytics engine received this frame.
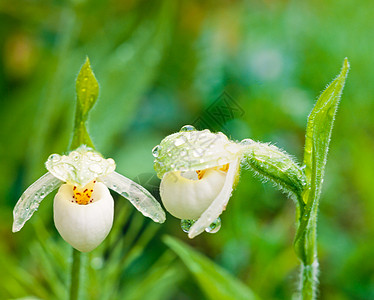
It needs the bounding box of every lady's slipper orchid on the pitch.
[13,146,166,252]
[153,125,306,239]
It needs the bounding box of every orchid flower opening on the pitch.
[13,145,166,252]
[153,125,306,239]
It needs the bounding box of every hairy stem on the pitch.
[295,192,319,299]
[300,258,319,300]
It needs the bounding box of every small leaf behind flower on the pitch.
[76,57,99,116]
[163,235,259,300]
[70,57,99,150]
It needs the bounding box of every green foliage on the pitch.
[76,57,99,117]
[70,57,98,150]
[294,59,349,299]
[164,235,258,300]
[303,58,350,207]
[295,59,350,264]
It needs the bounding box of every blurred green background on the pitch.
[1,0,373,299]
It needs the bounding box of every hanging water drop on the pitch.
[181,219,196,233]
[152,145,161,157]
[205,218,221,233]
[180,125,196,132]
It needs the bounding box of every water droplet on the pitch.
[48,154,60,163]
[205,218,221,233]
[240,138,254,145]
[174,137,186,147]
[181,219,196,233]
[87,152,102,162]
[180,125,196,132]
[70,151,80,161]
[84,76,89,81]
[152,145,161,157]
[89,164,103,174]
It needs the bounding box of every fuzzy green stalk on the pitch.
[296,197,319,300]
[294,58,349,299]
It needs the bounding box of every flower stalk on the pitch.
[12,57,165,299]
[294,58,349,299]
[70,248,82,300]
[68,57,99,300]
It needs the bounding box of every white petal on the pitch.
[53,182,114,252]
[45,146,116,186]
[98,172,166,223]
[188,159,240,239]
[160,169,227,220]
[13,172,62,232]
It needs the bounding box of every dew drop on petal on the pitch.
[87,152,102,162]
[48,154,61,163]
[70,151,80,161]
[181,219,196,233]
[174,137,186,147]
[89,164,103,174]
[205,218,221,234]
[180,125,196,132]
[152,145,161,157]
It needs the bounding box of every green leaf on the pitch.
[70,57,98,150]
[76,57,99,116]
[163,236,259,300]
[294,58,350,264]
[303,57,350,204]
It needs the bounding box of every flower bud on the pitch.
[242,140,306,199]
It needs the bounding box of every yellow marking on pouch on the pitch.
[196,164,229,180]
[72,181,96,205]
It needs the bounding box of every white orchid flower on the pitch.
[153,125,306,239]
[13,145,166,252]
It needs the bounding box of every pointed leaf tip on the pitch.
[76,57,99,116]
[296,60,349,262]
[341,57,350,78]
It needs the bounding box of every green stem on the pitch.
[70,105,95,150]
[300,256,318,300]
[70,248,82,300]
[295,190,319,299]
